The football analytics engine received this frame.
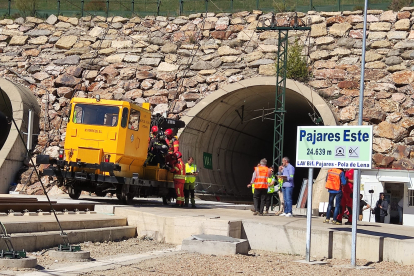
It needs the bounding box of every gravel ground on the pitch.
[83,249,414,276]
[31,237,173,269]
[3,239,414,275]
[0,237,173,273]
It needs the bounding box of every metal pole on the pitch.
[256,0,259,10]
[179,0,183,16]
[306,168,314,262]
[57,0,60,15]
[132,0,135,16]
[8,0,11,17]
[106,0,109,17]
[205,0,208,15]
[81,0,84,17]
[231,0,233,13]
[27,110,34,152]
[351,0,368,267]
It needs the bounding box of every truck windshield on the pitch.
[72,104,120,127]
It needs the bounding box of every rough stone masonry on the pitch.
[1,8,414,193]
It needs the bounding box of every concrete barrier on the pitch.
[182,235,249,255]
[114,207,242,244]
[114,206,414,265]
[2,226,136,252]
[1,215,128,233]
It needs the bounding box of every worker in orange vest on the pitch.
[324,168,346,225]
[165,128,179,154]
[249,158,272,216]
[169,151,185,207]
[337,169,354,225]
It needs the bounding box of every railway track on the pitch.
[0,196,95,214]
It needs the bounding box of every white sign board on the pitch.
[296,126,373,169]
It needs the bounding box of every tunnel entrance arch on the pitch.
[0,78,40,193]
[179,77,336,201]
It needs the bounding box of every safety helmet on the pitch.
[165,128,173,136]
[151,125,158,134]
[157,130,165,140]
[175,151,182,159]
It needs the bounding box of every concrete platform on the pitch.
[182,234,249,255]
[0,214,128,233]
[4,194,414,265]
[0,213,136,252]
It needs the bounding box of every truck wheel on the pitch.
[121,194,134,205]
[120,184,135,205]
[68,187,81,199]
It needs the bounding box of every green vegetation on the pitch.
[85,0,107,12]
[15,0,38,17]
[273,1,296,12]
[286,40,309,82]
[0,0,393,18]
[388,0,413,11]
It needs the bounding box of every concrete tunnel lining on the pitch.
[0,78,40,193]
[179,77,336,199]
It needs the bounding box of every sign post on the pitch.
[351,0,369,267]
[306,167,313,262]
[296,125,372,263]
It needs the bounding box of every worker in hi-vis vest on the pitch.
[248,158,272,216]
[274,177,284,215]
[184,157,198,208]
[264,170,276,214]
[324,168,346,225]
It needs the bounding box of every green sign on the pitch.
[203,152,213,170]
[296,126,373,169]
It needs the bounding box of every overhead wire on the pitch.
[168,7,210,115]
[2,3,321,201]
[208,2,319,123]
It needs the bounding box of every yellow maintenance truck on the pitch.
[37,97,183,204]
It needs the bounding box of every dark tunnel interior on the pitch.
[0,92,12,150]
[181,84,327,203]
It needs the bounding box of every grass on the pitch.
[0,0,393,18]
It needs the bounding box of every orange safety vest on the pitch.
[167,136,179,154]
[325,168,342,191]
[253,166,269,189]
[172,159,186,180]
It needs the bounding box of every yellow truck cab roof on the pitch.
[70,97,150,112]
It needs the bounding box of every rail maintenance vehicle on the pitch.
[36,96,184,204]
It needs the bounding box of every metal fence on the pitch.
[0,0,392,18]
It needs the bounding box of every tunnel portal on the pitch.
[180,77,336,201]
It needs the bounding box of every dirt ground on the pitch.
[28,237,172,269]
[81,250,414,276]
[3,238,414,275]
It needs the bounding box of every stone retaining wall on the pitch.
[1,8,414,192]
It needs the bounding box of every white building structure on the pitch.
[361,169,414,226]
